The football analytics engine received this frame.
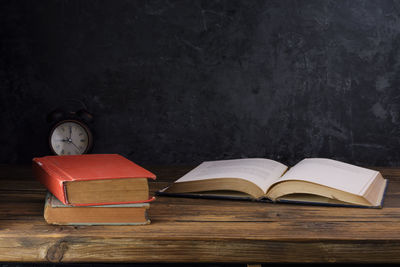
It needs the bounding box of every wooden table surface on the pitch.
[1,164,400,263]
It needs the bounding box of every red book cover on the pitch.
[32,154,156,206]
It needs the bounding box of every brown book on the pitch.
[44,192,150,225]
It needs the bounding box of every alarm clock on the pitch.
[47,109,94,155]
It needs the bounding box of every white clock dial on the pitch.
[50,120,91,155]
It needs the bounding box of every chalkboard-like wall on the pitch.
[1,0,400,166]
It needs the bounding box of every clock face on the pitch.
[49,120,92,155]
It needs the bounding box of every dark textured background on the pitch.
[2,0,400,167]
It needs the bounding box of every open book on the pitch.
[158,158,388,208]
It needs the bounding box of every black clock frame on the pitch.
[47,109,94,155]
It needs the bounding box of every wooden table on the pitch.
[1,165,400,264]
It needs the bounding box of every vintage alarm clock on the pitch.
[47,109,94,155]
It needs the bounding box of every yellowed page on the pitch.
[174,158,288,193]
[277,158,378,195]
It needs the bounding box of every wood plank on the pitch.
[1,164,400,263]
[3,189,400,223]
[2,235,400,263]
[3,219,400,241]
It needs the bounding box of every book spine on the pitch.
[32,159,68,205]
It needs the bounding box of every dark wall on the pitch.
[1,0,400,166]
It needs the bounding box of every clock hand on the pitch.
[69,126,72,139]
[70,141,82,152]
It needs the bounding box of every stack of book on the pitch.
[32,154,156,225]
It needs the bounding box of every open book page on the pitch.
[276,158,378,196]
[174,158,288,193]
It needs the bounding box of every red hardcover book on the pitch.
[32,154,156,206]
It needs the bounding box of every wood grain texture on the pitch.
[1,165,400,263]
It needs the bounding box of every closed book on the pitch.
[33,154,156,206]
[44,192,150,225]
